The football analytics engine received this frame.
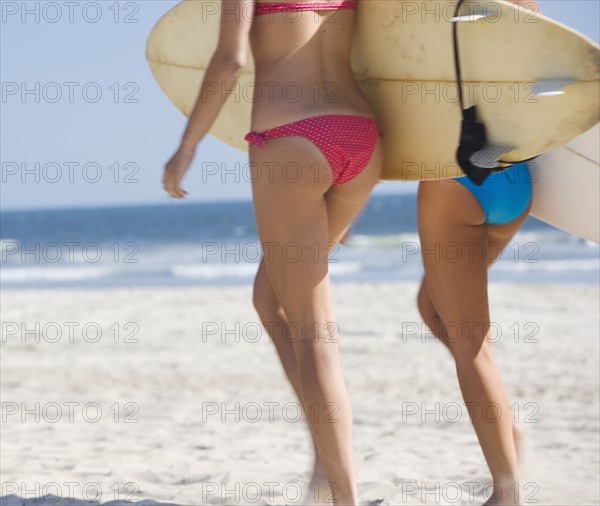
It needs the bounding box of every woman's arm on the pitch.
[181,0,254,151]
[163,0,254,199]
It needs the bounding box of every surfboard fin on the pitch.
[532,80,576,96]
[469,145,514,169]
[449,13,495,22]
[455,107,517,185]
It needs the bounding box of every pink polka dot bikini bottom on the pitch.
[244,115,381,185]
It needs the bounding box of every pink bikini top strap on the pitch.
[254,1,357,17]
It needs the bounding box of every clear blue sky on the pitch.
[1,0,598,210]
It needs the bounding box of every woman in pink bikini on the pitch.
[163,1,382,504]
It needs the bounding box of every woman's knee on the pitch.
[293,338,340,372]
[253,274,282,321]
[446,328,494,364]
[417,281,439,328]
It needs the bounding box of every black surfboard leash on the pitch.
[452,0,538,185]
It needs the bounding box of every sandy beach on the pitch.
[1,282,598,505]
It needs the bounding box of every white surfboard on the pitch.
[530,124,600,243]
[146,0,600,181]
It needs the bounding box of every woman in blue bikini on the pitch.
[417,163,532,505]
[418,1,543,503]
[418,2,539,502]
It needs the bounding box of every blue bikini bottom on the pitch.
[455,163,533,225]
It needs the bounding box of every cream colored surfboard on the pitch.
[146,0,600,181]
[530,124,600,243]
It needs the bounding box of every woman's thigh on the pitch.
[418,180,531,346]
[250,136,380,322]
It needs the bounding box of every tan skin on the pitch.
[163,1,539,504]
[417,2,539,504]
[163,1,382,504]
[418,182,531,506]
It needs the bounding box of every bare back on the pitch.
[249,3,372,129]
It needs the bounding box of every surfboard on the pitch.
[146,0,600,181]
[530,124,600,243]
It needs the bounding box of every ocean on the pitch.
[1,194,598,289]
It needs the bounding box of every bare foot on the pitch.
[479,423,528,505]
[482,488,521,505]
[481,476,523,505]
[305,461,333,505]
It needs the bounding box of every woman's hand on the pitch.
[163,145,196,199]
